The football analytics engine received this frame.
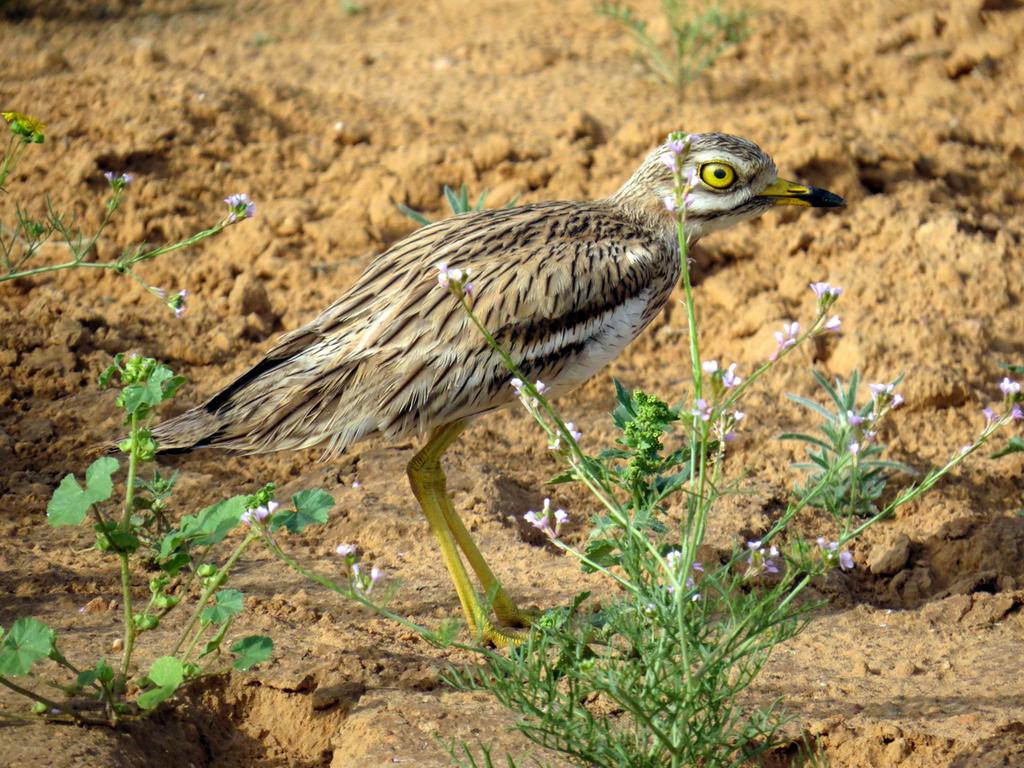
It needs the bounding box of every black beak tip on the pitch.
[810,187,846,208]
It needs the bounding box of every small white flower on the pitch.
[999,377,1021,396]
[702,360,719,374]
[436,262,463,289]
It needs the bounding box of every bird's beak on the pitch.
[758,177,846,208]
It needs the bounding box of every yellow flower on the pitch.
[2,111,45,142]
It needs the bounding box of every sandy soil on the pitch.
[1,0,1023,765]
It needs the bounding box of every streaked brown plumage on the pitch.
[154,132,844,644]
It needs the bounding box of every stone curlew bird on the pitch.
[154,132,844,644]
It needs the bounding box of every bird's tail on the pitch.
[151,405,227,454]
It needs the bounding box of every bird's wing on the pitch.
[188,202,677,454]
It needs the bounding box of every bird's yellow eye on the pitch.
[699,162,737,190]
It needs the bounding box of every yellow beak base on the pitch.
[759,177,845,208]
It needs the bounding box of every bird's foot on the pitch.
[471,601,542,648]
[493,601,541,629]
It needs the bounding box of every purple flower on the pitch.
[336,543,357,557]
[667,137,687,155]
[241,499,278,525]
[983,407,997,426]
[1013,404,1023,421]
[170,289,189,319]
[104,171,133,188]
[702,360,719,374]
[771,321,800,359]
[551,420,583,451]
[691,398,713,422]
[524,498,567,538]
[350,563,384,596]
[999,377,1021,397]
[660,153,678,171]
[816,538,854,571]
[809,282,843,300]
[510,377,524,393]
[847,410,865,426]
[722,363,741,388]
[535,380,548,395]
[663,194,678,213]
[225,193,256,222]
[869,382,902,410]
[823,315,842,332]
[849,441,860,456]
[686,168,698,188]
[746,540,780,576]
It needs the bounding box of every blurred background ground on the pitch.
[1,0,1023,765]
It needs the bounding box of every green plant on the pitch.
[783,370,913,520]
[398,183,516,226]
[596,0,750,90]
[0,351,421,725]
[433,132,1021,767]
[0,111,255,316]
[0,355,275,723]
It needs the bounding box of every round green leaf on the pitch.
[230,635,273,670]
[0,618,55,676]
[136,656,184,710]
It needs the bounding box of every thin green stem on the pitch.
[127,220,229,265]
[171,533,257,657]
[117,413,140,680]
[0,676,82,723]
[0,258,111,283]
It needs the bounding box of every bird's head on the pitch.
[612,131,845,244]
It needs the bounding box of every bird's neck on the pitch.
[605,187,701,251]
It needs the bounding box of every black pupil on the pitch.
[713,168,727,179]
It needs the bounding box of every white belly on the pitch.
[546,289,653,396]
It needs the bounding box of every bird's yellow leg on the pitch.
[407,422,526,646]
